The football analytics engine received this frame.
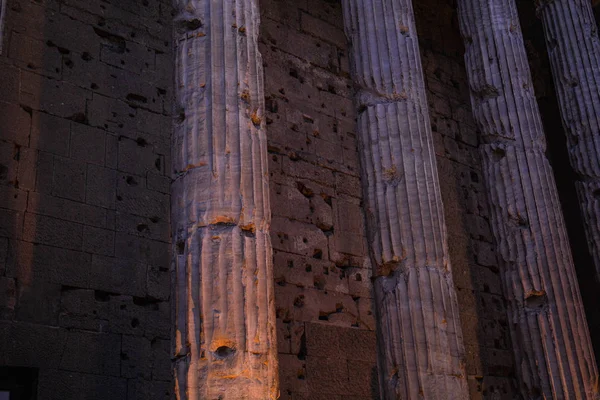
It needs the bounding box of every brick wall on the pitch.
[0,0,173,398]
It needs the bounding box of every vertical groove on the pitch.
[456,0,599,398]
[342,0,469,398]
[537,0,600,284]
[171,0,278,398]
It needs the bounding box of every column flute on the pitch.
[456,0,599,397]
[171,0,278,398]
[342,1,470,398]
[536,0,600,283]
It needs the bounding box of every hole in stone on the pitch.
[593,189,600,200]
[214,346,235,359]
[312,249,323,259]
[137,223,149,232]
[176,241,185,255]
[525,290,547,310]
[492,147,506,162]
[131,318,140,328]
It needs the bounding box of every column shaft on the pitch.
[171,0,278,399]
[342,1,469,398]
[537,0,600,282]
[456,0,599,397]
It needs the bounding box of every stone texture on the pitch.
[536,0,600,283]
[456,0,600,397]
[342,0,469,398]
[171,0,278,398]
[0,0,173,398]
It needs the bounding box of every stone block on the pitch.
[37,369,127,400]
[346,360,379,398]
[147,264,170,301]
[86,164,117,209]
[89,254,147,297]
[305,355,349,395]
[20,71,91,118]
[9,32,62,77]
[0,101,31,146]
[52,156,87,202]
[127,379,171,400]
[15,280,61,325]
[116,174,169,219]
[118,136,160,175]
[28,192,107,228]
[59,330,121,376]
[121,335,152,379]
[71,123,106,166]
[83,225,115,256]
[30,111,70,156]
[0,277,16,319]
[22,212,83,250]
[1,321,67,369]
[300,11,347,48]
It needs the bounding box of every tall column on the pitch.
[456,0,599,398]
[342,1,469,398]
[536,0,600,282]
[171,1,278,399]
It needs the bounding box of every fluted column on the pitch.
[171,1,278,399]
[342,1,469,398]
[456,0,599,398]
[536,0,600,283]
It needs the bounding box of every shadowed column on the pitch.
[456,0,599,397]
[342,1,469,398]
[171,0,278,398]
[536,0,600,284]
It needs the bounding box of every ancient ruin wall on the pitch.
[0,0,173,398]
[259,0,518,399]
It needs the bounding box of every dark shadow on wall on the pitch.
[517,0,600,367]
[0,1,173,399]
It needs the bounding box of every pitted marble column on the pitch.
[171,1,278,399]
[342,1,469,398]
[456,0,599,397]
[536,0,600,282]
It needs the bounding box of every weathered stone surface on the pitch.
[172,0,278,398]
[342,1,469,398]
[536,0,600,283]
[456,0,599,397]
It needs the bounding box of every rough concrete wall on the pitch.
[259,1,378,399]
[0,0,173,399]
[413,1,518,398]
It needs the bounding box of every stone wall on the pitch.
[259,1,379,399]
[259,0,518,399]
[0,0,173,398]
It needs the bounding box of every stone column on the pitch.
[342,1,469,398]
[456,0,599,397]
[171,1,278,399]
[536,0,600,282]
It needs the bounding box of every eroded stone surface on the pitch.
[457,0,600,397]
[172,0,278,398]
[536,0,600,283]
[342,1,469,398]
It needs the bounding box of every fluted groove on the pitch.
[171,0,278,398]
[536,0,600,283]
[342,1,469,398]
[457,0,599,397]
